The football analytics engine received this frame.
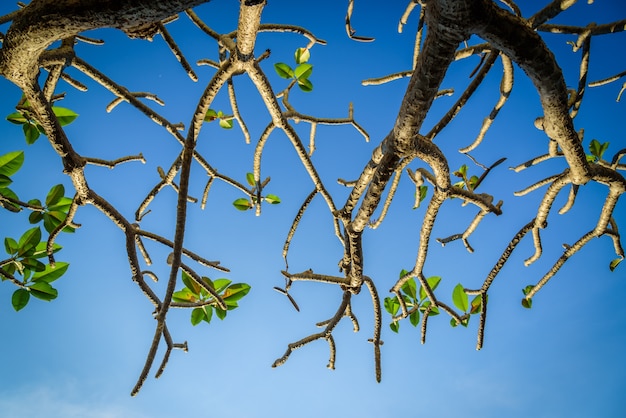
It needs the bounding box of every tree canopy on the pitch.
[1,0,625,415]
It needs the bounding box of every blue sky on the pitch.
[1,1,625,417]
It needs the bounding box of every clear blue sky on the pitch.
[1,1,625,417]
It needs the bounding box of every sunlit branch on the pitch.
[459,54,513,153]
[282,188,318,270]
[84,153,145,168]
[345,0,374,42]
[272,291,351,370]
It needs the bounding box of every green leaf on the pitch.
[181,271,201,295]
[4,237,18,255]
[28,211,44,224]
[383,296,400,316]
[469,295,483,314]
[521,298,532,309]
[28,281,58,301]
[274,63,294,79]
[610,257,623,271]
[190,307,206,325]
[32,262,69,283]
[246,173,256,187]
[201,305,213,323]
[23,123,40,144]
[522,285,534,296]
[264,194,281,204]
[12,288,30,311]
[43,211,75,234]
[21,257,45,273]
[419,276,441,300]
[215,306,227,320]
[389,321,399,333]
[409,310,420,327]
[419,301,440,315]
[0,187,21,212]
[452,283,469,312]
[213,278,232,294]
[204,109,218,122]
[31,242,61,259]
[453,164,468,178]
[419,185,427,202]
[17,227,41,256]
[294,47,310,64]
[0,151,24,176]
[223,283,251,303]
[400,277,417,300]
[294,63,313,80]
[0,174,12,188]
[45,184,65,207]
[6,111,28,125]
[219,118,233,129]
[588,139,609,161]
[297,78,313,92]
[52,106,78,126]
[233,198,252,211]
[47,196,72,213]
[173,288,197,303]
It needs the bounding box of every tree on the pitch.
[0,0,624,402]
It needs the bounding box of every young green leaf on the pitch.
[297,78,313,92]
[610,257,623,272]
[469,295,483,314]
[521,298,532,309]
[522,285,534,296]
[219,118,233,129]
[12,288,30,311]
[294,47,310,64]
[389,321,399,333]
[588,139,609,161]
[233,198,252,211]
[0,151,24,177]
[204,109,218,122]
[453,164,468,178]
[452,283,469,312]
[294,63,313,80]
[264,194,281,204]
[383,296,400,316]
[23,123,40,144]
[246,172,256,187]
[409,310,420,327]
[419,185,428,202]
[52,106,78,126]
[274,63,294,79]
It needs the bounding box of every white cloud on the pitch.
[0,382,149,418]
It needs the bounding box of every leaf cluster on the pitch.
[6,102,78,145]
[384,270,483,332]
[173,271,251,326]
[274,48,314,92]
[232,172,281,211]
